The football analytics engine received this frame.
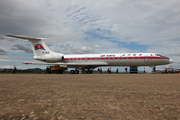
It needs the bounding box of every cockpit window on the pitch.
[161,56,169,59]
[156,54,169,59]
[155,54,162,56]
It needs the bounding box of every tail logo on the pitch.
[35,44,45,50]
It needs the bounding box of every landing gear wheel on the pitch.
[59,70,63,74]
[70,70,75,74]
[83,71,88,74]
[75,70,79,74]
[89,70,93,74]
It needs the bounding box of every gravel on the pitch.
[0,74,180,120]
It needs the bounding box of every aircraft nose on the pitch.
[169,59,174,64]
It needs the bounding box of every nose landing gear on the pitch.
[152,66,156,74]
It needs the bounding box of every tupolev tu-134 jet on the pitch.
[6,35,174,74]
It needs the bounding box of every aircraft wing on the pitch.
[23,62,108,68]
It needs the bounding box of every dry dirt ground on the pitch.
[0,74,180,120]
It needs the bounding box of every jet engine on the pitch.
[42,53,64,62]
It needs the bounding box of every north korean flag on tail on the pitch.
[34,44,45,50]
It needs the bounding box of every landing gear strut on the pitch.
[152,67,156,74]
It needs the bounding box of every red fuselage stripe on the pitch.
[64,57,169,60]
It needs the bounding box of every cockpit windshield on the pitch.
[155,53,169,59]
[156,54,161,56]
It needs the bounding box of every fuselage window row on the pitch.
[64,57,168,60]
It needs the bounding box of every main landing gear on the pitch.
[70,70,79,74]
[70,69,93,74]
[152,66,156,74]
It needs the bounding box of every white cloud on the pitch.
[13,44,33,53]
[3,66,11,68]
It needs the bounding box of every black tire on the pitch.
[59,70,63,74]
[70,70,75,74]
[83,71,88,74]
[60,70,63,74]
[88,70,93,74]
[75,70,79,74]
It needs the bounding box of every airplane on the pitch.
[5,35,174,74]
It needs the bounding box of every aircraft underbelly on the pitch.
[105,59,169,66]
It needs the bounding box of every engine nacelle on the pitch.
[42,54,64,62]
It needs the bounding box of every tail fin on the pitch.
[6,35,56,56]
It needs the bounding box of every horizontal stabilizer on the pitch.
[5,35,46,40]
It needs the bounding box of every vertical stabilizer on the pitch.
[5,35,56,57]
[28,39,55,56]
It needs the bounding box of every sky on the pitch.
[0,0,180,72]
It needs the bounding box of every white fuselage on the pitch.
[60,53,172,68]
